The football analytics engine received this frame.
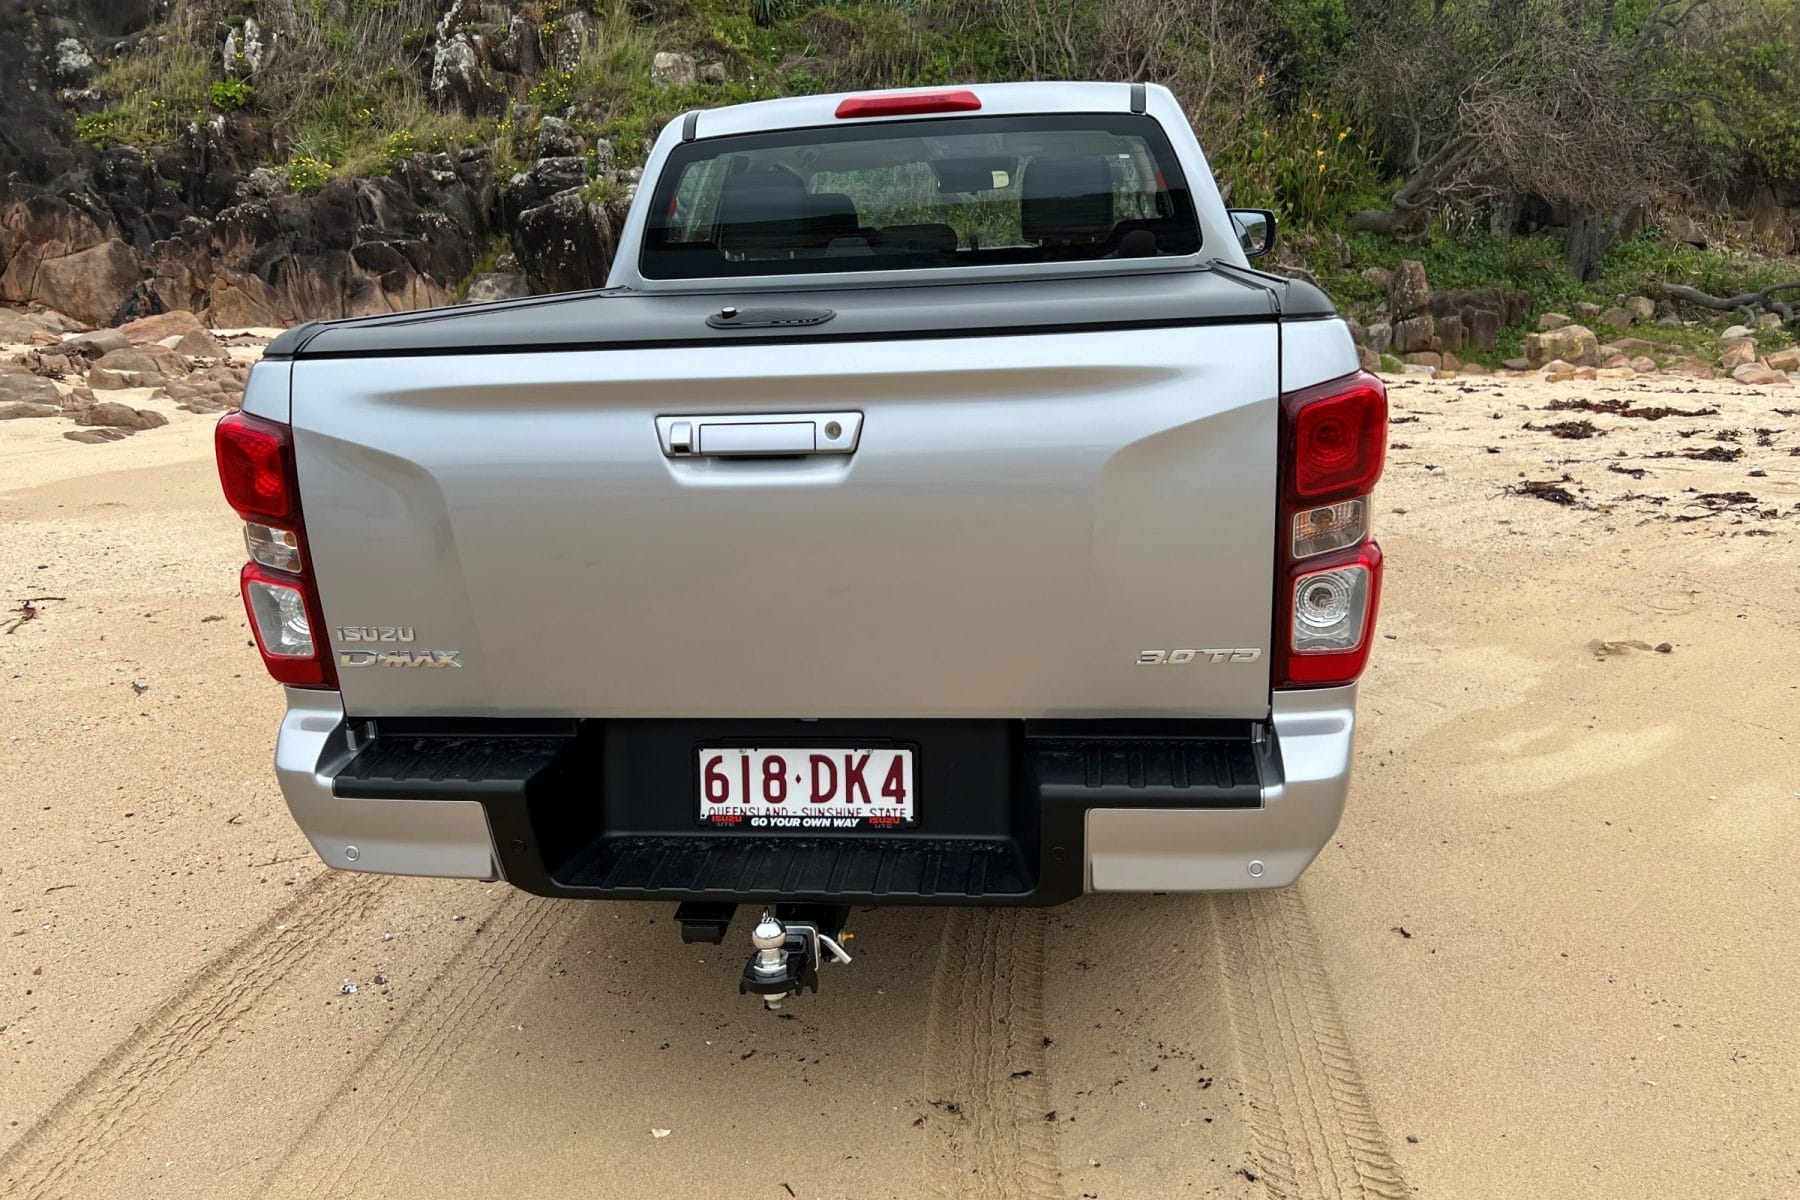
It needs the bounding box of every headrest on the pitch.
[1020,156,1115,245]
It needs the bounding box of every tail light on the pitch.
[1275,371,1387,688]
[835,89,981,119]
[216,412,336,688]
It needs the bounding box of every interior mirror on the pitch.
[1229,208,1276,259]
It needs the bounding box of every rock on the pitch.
[699,61,726,85]
[1461,362,1492,376]
[1392,314,1435,354]
[532,155,592,194]
[51,37,95,82]
[1601,353,1629,368]
[513,187,625,294]
[118,310,225,357]
[430,28,502,117]
[1360,266,1391,292]
[1388,260,1429,320]
[0,235,139,327]
[537,116,586,159]
[0,372,61,405]
[1464,308,1500,351]
[1439,352,1462,372]
[550,8,592,73]
[1400,363,1435,376]
[1665,357,1715,379]
[1357,345,1381,373]
[1502,356,1530,371]
[0,400,60,419]
[1366,321,1392,355]
[1624,296,1655,321]
[1403,351,1442,368]
[1731,364,1791,386]
[1573,301,1603,317]
[651,51,696,87]
[1722,323,1754,341]
[90,345,189,383]
[86,366,131,389]
[1598,306,1634,330]
[1435,317,1465,353]
[1667,214,1707,247]
[0,310,65,344]
[1766,348,1800,372]
[1720,339,1758,370]
[1629,356,1657,373]
[1542,360,1576,382]
[1344,317,1366,346]
[463,272,531,304]
[64,427,132,444]
[58,328,132,359]
[1608,337,1655,353]
[1537,312,1570,331]
[1524,324,1599,368]
[75,401,169,430]
[1756,312,1783,330]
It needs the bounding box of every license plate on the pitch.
[698,747,916,830]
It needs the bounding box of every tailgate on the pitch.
[292,324,1278,719]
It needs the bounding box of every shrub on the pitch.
[209,78,254,111]
[286,155,333,195]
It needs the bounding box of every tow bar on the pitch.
[673,902,855,1009]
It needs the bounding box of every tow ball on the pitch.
[739,907,854,1011]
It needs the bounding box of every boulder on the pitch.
[1357,345,1381,373]
[699,61,727,85]
[1720,339,1757,370]
[0,237,139,327]
[1388,260,1429,319]
[1360,266,1391,292]
[74,401,170,430]
[430,32,503,117]
[1366,321,1392,355]
[1464,308,1500,351]
[1440,351,1462,372]
[1572,301,1602,317]
[463,272,531,304]
[1344,318,1366,346]
[1392,315,1435,354]
[1524,324,1599,368]
[58,328,132,359]
[1756,312,1783,330]
[1664,357,1716,379]
[1600,353,1629,369]
[550,8,592,73]
[0,400,60,419]
[1403,351,1442,368]
[0,372,61,405]
[1435,316,1465,353]
[118,310,225,357]
[1629,356,1657,373]
[1766,348,1800,372]
[1731,364,1790,386]
[1667,214,1707,247]
[1537,312,1570,331]
[1623,296,1655,321]
[513,187,624,294]
[64,427,132,444]
[1541,359,1577,382]
[0,309,66,344]
[537,116,586,159]
[1722,324,1754,341]
[1598,306,1634,330]
[651,51,697,87]
[1461,362,1492,376]
[90,345,190,383]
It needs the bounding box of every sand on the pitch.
[1,372,1795,1199]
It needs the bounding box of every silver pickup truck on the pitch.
[217,82,1385,1003]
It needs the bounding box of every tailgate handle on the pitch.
[657,412,863,458]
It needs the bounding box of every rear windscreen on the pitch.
[640,114,1202,280]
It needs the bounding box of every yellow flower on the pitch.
[1310,111,1320,120]
[1318,163,1326,173]
[1338,130,1348,141]
[1316,148,1325,156]
[1255,74,1265,87]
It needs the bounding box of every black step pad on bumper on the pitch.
[1031,737,1261,807]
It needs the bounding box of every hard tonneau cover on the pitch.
[263,266,1335,360]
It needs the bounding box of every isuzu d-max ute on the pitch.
[217,82,1386,1004]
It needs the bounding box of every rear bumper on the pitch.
[272,686,1357,901]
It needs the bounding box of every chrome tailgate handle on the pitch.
[657,412,862,458]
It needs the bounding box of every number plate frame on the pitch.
[696,745,918,831]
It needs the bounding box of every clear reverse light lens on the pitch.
[245,578,315,657]
[1291,497,1367,560]
[1292,564,1371,653]
[244,522,302,572]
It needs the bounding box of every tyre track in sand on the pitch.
[265,891,582,1200]
[922,908,1061,1200]
[1213,890,1409,1200]
[0,872,389,1200]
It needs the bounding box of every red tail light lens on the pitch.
[216,411,297,524]
[1287,374,1386,501]
[1275,371,1388,689]
[835,89,981,119]
[217,411,336,689]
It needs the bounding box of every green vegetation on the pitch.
[72,0,1799,349]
